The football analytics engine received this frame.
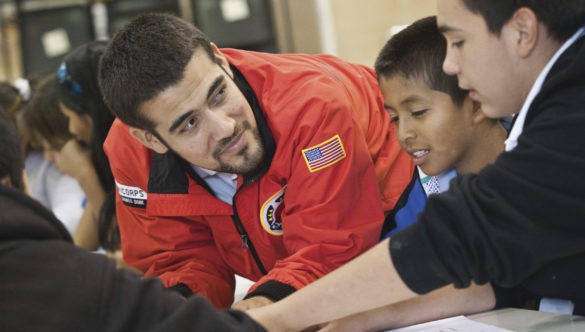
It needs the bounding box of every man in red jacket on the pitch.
[99,13,413,309]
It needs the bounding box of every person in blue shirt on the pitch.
[381,16,507,240]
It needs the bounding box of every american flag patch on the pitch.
[302,135,346,172]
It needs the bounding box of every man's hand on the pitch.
[232,296,273,311]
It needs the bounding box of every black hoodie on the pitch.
[0,185,265,332]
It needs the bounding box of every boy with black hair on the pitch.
[380,16,507,239]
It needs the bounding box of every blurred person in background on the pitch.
[2,77,85,232]
[0,106,26,192]
[21,73,94,247]
[54,40,118,253]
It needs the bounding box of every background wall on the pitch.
[272,0,436,66]
[0,0,436,82]
[331,0,436,66]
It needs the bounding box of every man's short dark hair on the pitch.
[99,13,215,131]
[375,16,467,107]
[461,0,585,41]
[0,107,24,191]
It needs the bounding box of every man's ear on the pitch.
[510,7,539,58]
[210,42,233,77]
[129,127,169,154]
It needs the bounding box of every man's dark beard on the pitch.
[153,120,265,174]
[214,121,264,174]
[212,121,249,160]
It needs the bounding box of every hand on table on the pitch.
[232,296,274,311]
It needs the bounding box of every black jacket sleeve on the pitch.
[0,241,265,332]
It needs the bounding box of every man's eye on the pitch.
[181,118,198,133]
[211,87,226,106]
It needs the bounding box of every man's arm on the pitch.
[117,204,237,308]
[242,89,411,306]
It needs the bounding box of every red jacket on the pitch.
[104,49,413,308]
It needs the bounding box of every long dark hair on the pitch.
[55,40,115,192]
[0,107,24,191]
[23,73,75,151]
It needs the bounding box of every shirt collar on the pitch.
[192,165,237,181]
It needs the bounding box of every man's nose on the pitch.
[208,109,237,140]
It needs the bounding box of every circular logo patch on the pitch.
[260,186,286,235]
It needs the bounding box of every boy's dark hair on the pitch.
[56,40,115,193]
[375,16,467,107]
[0,107,25,191]
[99,13,215,131]
[461,0,585,41]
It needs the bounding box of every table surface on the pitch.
[470,308,585,331]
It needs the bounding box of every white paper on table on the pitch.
[387,315,513,332]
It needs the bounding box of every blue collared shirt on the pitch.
[192,166,238,205]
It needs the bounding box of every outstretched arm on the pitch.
[320,283,494,332]
[248,239,417,331]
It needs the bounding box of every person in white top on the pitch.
[24,151,85,235]
[20,73,91,246]
[2,77,85,236]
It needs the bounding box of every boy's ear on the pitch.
[510,7,539,58]
[129,127,169,154]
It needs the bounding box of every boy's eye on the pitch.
[411,109,428,118]
[390,115,399,123]
[451,40,464,48]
